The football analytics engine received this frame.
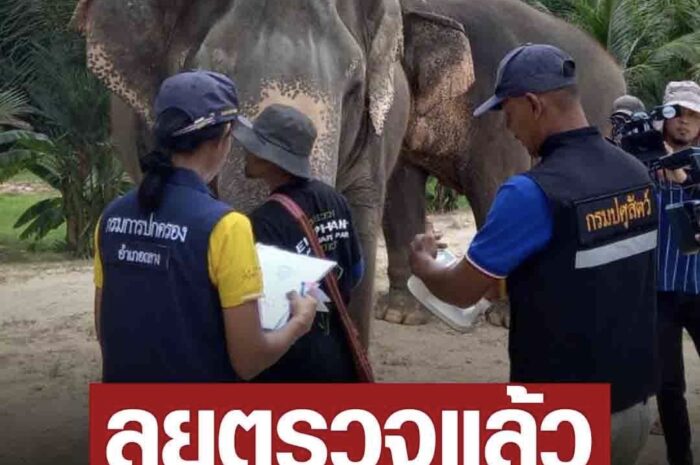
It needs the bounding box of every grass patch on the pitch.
[0,192,69,263]
[9,170,45,184]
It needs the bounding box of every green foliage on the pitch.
[523,0,700,106]
[0,89,33,129]
[0,91,49,181]
[0,0,132,257]
[0,0,79,89]
[1,133,132,257]
[14,196,64,240]
[426,177,469,213]
[0,192,68,262]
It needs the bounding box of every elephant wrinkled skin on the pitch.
[72,0,411,348]
[377,0,627,326]
[74,0,626,343]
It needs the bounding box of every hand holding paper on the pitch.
[255,244,337,330]
[285,290,317,336]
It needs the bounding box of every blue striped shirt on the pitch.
[656,177,700,294]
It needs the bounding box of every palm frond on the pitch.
[645,31,700,69]
[0,89,34,129]
[0,0,43,87]
[0,149,37,182]
[26,155,65,192]
[0,129,49,146]
[14,196,65,241]
[522,0,555,13]
[0,148,36,167]
[526,0,700,105]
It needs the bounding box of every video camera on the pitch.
[610,102,700,253]
[611,104,680,164]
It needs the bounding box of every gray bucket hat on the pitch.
[233,104,317,178]
[663,81,700,114]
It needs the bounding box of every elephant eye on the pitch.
[344,82,363,103]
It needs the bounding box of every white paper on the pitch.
[255,243,337,330]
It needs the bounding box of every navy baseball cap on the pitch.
[154,70,241,136]
[473,44,577,117]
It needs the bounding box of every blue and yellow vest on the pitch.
[98,168,237,382]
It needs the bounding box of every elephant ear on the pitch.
[71,0,232,125]
[366,0,404,135]
[402,10,475,116]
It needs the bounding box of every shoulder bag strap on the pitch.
[268,193,374,382]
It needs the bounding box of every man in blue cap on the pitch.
[409,44,658,464]
[94,70,318,383]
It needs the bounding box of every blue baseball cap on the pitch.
[154,70,241,136]
[473,43,577,117]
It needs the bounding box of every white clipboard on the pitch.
[255,243,336,330]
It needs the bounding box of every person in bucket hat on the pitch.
[235,104,367,382]
[409,44,657,465]
[664,80,700,114]
[662,81,700,152]
[234,104,316,179]
[93,71,317,383]
[652,80,700,465]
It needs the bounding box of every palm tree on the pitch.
[0,87,131,255]
[525,0,700,106]
[0,89,48,181]
[0,0,132,256]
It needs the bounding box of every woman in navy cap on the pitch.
[93,70,317,382]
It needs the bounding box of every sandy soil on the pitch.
[0,210,698,464]
[0,182,55,195]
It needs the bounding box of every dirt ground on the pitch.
[0,210,698,464]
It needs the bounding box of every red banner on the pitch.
[90,383,610,465]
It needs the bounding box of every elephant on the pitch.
[73,0,625,347]
[71,0,412,349]
[375,0,627,326]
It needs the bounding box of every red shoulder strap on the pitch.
[268,193,374,382]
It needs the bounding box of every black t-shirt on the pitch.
[250,178,363,382]
[251,178,363,303]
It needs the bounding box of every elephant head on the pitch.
[72,0,405,211]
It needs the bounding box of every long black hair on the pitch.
[138,109,228,212]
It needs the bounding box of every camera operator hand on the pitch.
[657,167,689,184]
[655,141,690,184]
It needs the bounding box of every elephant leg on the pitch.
[375,157,431,325]
[346,202,382,349]
[344,157,403,347]
[109,95,143,183]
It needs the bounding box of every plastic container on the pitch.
[407,249,488,332]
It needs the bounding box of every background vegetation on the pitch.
[1,0,698,244]
[0,0,131,260]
